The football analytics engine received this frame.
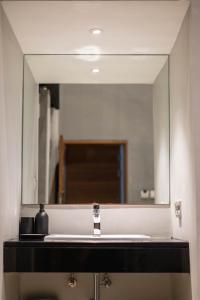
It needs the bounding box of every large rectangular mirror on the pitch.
[22,54,169,205]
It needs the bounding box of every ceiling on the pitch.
[25,54,168,84]
[2,1,189,55]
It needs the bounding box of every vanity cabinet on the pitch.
[4,239,190,273]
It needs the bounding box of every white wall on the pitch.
[153,61,170,204]
[0,4,23,300]
[169,12,197,300]
[21,206,171,237]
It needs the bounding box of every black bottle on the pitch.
[35,204,49,234]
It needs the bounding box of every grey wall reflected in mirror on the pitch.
[22,55,169,205]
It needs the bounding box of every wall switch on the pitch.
[175,200,182,225]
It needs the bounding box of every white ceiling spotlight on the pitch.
[92,68,100,73]
[90,28,103,35]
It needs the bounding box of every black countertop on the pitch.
[4,238,190,273]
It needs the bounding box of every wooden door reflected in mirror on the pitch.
[58,138,127,204]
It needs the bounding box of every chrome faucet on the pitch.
[93,203,101,235]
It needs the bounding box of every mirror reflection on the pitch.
[22,55,169,205]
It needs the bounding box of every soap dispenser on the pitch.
[35,204,49,235]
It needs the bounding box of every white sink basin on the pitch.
[44,234,151,242]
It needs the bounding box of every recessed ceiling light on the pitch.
[90,28,103,35]
[92,68,100,73]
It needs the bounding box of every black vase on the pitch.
[35,204,49,234]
